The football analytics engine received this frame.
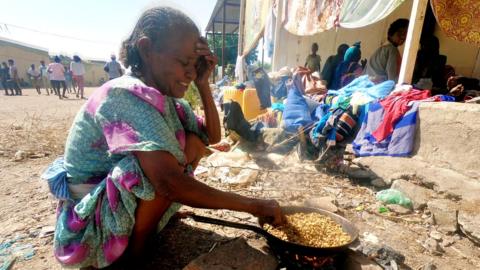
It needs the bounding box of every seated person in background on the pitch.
[305,42,322,74]
[321,43,349,89]
[412,35,447,90]
[447,76,480,101]
[331,42,365,90]
[366,19,409,83]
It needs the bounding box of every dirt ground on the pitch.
[0,88,479,270]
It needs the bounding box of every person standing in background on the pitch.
[39,60,51,95]
[8,59,22,95]
[1,62,12,95]
[48,56,67,99]
[104,54,123,80]
[28,64,41,94]
[304,43,321,74]
[70,55,86,99]
[64,66,75,94]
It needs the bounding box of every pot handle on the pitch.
[187,214,269,237]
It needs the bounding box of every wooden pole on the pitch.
[272,0,284,72]
[237,0,246,56]
[222,0,226,78]
[398,0,428,85]
[472,50,480,78]
[262,36,265,67]
[212,24,216,83]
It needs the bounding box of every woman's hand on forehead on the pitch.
[194,37,217,87]
[195,37,211,56]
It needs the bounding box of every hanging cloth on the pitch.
[339,0,405,28]
[242,0,270,55]
[264,8,276,57]
[431,0,480,46]
[235,55,247,83]
[282,0,405,35]
[283,0,343,36]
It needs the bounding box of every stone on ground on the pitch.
[458,208,480,245]
[343,250,382,270]
[429,230,442,241]
[354,156,480,201]
[358,243,405,267]
[345,167,377,180]
[423,238,444,255]
[387,204,412,215]
[427,199,458,234]
[391,179,436,210]
[14,150,26,161]
[370,178,388,188]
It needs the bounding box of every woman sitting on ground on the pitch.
[447,75,480,101]
[42,7,282,269]
[365,18,409,83]
[321,43,349,89]
[330,42,364,90]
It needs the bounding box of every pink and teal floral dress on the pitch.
[42,75,207,268]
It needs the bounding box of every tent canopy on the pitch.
[205,0,241,34]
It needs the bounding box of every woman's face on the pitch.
[147,32,199,98]
[390,27,408,47]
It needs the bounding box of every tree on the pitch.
[206,33,258,67]
[207,33,238,67]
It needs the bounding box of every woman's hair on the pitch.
[119,6,200,75]
[388,19,409,37]
[73,55,81,63]
[337,44,349,55]
[54,56,61,63]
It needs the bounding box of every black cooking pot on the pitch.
[187,206,359,257]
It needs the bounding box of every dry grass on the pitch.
[0,110,74,159]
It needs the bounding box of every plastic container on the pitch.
[223,87,244,107]
[242,88,266,120]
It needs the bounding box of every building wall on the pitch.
[0,39,108,87]
[272,0,480,79]
[83,61,107,87]
[0,41,49,84]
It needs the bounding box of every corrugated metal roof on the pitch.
[0,36,49,55]
[205,0,241,33]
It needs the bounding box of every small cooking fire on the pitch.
[273,249,339,270]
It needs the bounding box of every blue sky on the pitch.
[0,0,217,60]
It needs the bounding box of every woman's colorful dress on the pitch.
[42,75,207,268]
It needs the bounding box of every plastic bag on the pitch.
[376,188,413,209]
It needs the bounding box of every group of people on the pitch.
[305,19,480,101]
[28,56,87,99]
[307,19,410,90]
[1,56,87,99]
[306,18,477,100]
[0,59,22,96]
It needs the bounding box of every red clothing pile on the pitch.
[372,89,430,142]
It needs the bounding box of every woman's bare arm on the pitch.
[134,150,282,223]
